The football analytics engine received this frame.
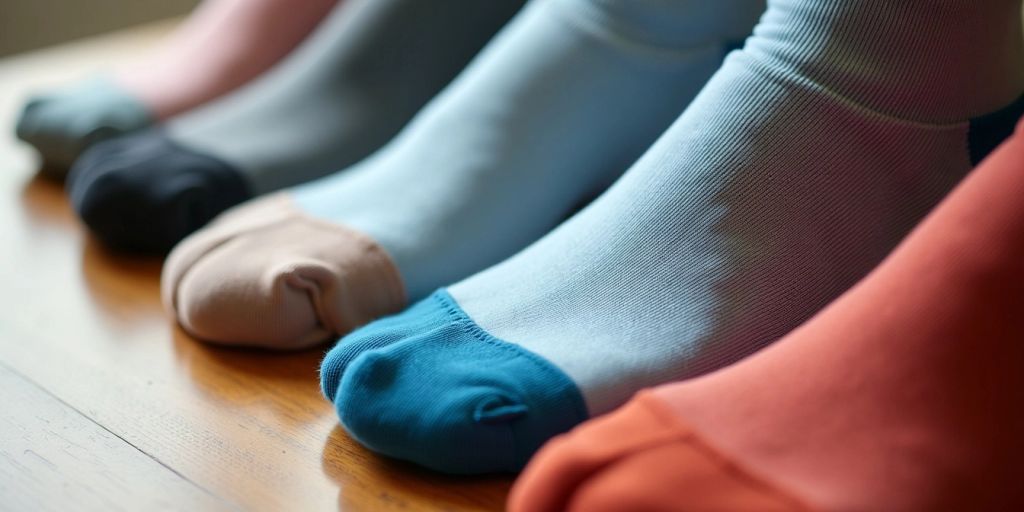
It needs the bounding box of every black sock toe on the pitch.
[68,131,252,254]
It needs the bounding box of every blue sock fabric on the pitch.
[323,290,586,474]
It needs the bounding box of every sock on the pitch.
[317,0,1024,474]
[161,0,763,347]
[508,120,1024,512]
[67,0,524,254]
[14,0,338,171]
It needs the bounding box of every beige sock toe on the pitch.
[160,194,293,313]
[161,194,406,350]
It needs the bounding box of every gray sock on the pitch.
[67,0,524,254]
[171,0,526,192]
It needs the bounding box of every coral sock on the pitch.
[510,120,1024,512]
[15,0,337,169]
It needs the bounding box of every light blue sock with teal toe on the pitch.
[313,0,766,474]
[16,76,152,174]
[321,0,1024,475]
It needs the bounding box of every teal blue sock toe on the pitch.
[16,76,153,173]
[319,293,455,401]
[325,290,588,474]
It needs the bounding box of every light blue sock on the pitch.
[321,0,1024,474]
[293,0,763,300]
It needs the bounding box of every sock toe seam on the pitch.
[432,289,591,423]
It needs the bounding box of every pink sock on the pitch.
[16,0,339,170]
[117,0,339,120]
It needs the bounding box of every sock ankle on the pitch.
[748,0,1024,123]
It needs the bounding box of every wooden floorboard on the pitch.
[0,361,228,512]
[0,22,511,511]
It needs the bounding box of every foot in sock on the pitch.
[68,0,525,254]
[509,122,1024,511]
[318,0,1024,474]
[161,0,762,346]
[15,0,338,172]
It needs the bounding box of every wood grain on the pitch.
[0,21,512,511]
[0,362,227,512]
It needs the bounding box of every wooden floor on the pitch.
[0,22,511,512]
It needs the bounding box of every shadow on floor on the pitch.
[80,235,164,311]
[18,168,72,225]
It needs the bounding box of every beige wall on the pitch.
[0,0,199,56]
